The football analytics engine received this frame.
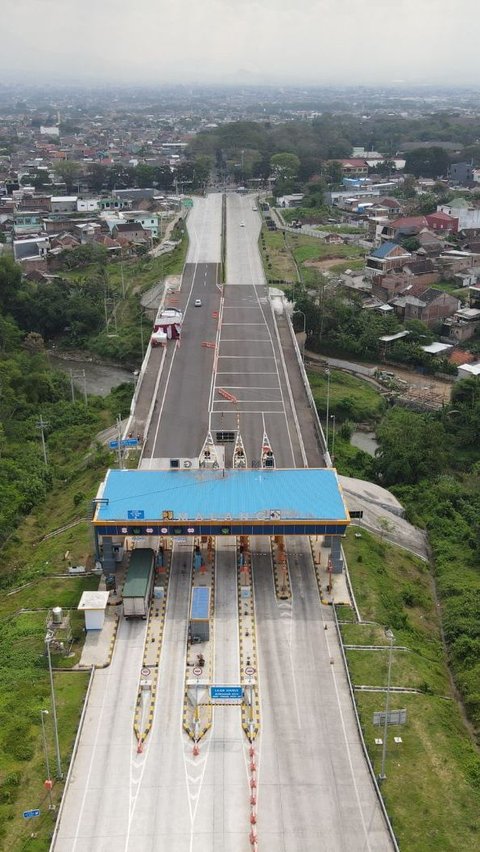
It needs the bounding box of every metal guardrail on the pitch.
[49,665,96,851]
[284,310,331,463]
[332,606,400,852]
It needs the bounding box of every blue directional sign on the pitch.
[23,809,40,819]
[109,438,139,449]
[210,685,244,702]
[127,510,145,520]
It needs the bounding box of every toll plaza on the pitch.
[92,467,350,573]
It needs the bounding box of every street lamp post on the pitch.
[379,628,395,782]
[45,632,63,779]
[40,710,54,809]
[293,310,306,361]
[330,414,336,461]
[325,368,331,453]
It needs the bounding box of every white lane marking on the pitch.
[314,549,373,851]
[70,668,114,851]
[217,354,276,359]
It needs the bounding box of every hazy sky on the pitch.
[2,0,480,87]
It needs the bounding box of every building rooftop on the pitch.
[370,241,409,259]
[94,468,349,524]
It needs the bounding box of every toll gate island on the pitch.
[92,467,350,572]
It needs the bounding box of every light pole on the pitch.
[325,368,331,453]
[330,414,336,461]
[45,631,63,779]
[379,628,395,782]
[293,310,306,361]
[40,710,54,809]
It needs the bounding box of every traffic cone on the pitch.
[137,739,143,754]
[249,829,257,845]
[250,795,256,806]
[249,746,255,758]
[193,743,200,756]
[250,778,257,789]
[249,761,256,772]
[250,812,257,825]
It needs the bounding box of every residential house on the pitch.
[77,198,100,213]
[438,199,480,230]
[123,212,159,239]
[425,211,458,234]
[13,211,43,236]
[277,194,304,208]
[442,307,480,342]
[368,197,404,218]
[324,232,344,245]
[336,159,369,177]
[416,229,444,258]
[98,196,132,211]
[457,361,480,381]
[50,196,78,214]
[391,288,460,326]
[366,241,412,278]
[454,266,480,288]
[448,162,474,186]
[111,222,149,243]
[380,216,428,242]
[13,235,49,263]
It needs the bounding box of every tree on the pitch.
[375,408,448,484]
[54,160,82,193]
[324,161,344,186]
[135,164,156,188]
[86,163,107,193]
[404,147,451,179]
[270,152,300,180]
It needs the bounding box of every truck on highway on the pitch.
[123,548,155,618]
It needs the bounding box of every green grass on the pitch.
[0,667,90,851]
[259,228,298,282]
[293,241,365,265]
[259,226,366,288]
[307,368,384,422]
[341,527,480,851]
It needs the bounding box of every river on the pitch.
[47,353,135,397]
[350,430,379,457]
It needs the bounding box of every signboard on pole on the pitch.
[109,438,139,449]
[210,685,244,703]
[23,809,40,820]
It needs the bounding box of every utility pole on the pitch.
[36,416,49,467]
[70,370,88,406]
[45,632,63,779]
[120,262,126,299]
[116,415,124,469]
[325,369,331,455]
[40,710,54,810]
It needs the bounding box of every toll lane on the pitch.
[252,535,393,851]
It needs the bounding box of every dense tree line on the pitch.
[0,257,131,553]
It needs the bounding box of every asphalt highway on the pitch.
[53,194,394,851]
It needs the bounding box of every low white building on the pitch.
[77,198,100,213]
[457,362,480,381]
[78,590,110,631]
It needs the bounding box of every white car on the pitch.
[194,298,202,307]
[240,222,245,227]
[252,207,258,211]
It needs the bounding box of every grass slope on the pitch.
[342,528,480,851]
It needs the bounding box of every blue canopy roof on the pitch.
[95,468,348,524]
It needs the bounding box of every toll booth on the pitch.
[190,586,210,642]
